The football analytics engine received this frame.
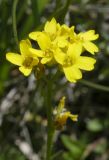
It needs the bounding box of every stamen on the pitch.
[23,57,33,68]
[63,56,73,67]
[44,49,52,58]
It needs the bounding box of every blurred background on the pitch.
[0,0,109,160]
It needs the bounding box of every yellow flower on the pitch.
[6,39,40,76]
[44,18,60,40]
[29,18,75,65]
[54,24,75,48]
[54,45,96,82]
[29,32,56,64]
[28,18,98,81]
[69,30,99,55]
[54,97,78,129]
[44,18,74,48]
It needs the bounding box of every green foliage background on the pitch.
[0,0,109,160]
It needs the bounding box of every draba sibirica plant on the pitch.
[6,18,99,160]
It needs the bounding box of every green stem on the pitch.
[80,79,109,92]
[12,0,19,47]
[45,80,55,160]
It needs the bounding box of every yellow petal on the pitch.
[69,114,78,121]
[32,59,39,66]
[29,32,51,50]
[29,31,40,40]
[19,66,32,76]
[29,48,44,57]
[41,57,52,64]
[56,36,68,48]
[76,56,96,71]
[83,41,99,54]
[70,26,75,33]
[68,43,82,58]
[60,25,75,36]
[60,24,70,35]
[20,39,32,57]
[44,18,57,34]
[6,52,23,66]
[63,66,82,82]
[80,30,99,41]
[62,111,70,120]
[54,48,66,64]
[57,97,66,115]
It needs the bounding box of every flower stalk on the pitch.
[45,79,55,160]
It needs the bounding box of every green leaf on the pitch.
[86,119,103,132]
[61,135,85,159]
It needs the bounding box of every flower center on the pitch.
[63,56,73,67]
[68,35,83,43]
[44,49,53,58]
[51,34,56,41]
[23,57,33,68]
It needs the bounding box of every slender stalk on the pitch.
[12,0,19,47]
[80,79,109,92]
[45,80,55,160]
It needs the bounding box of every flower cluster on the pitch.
[6,18,99,82]
[53,96,78,129]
